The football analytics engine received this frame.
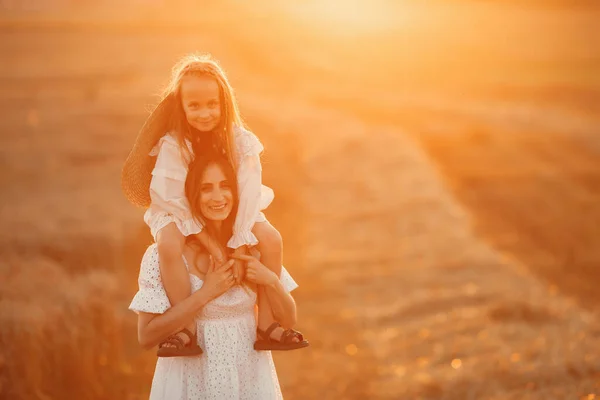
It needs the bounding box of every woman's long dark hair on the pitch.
[185,151,239,251]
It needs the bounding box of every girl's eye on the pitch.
[188,103,199,109]
[221,182,230,189]
[201,186,212,192]
[208,100,218,108]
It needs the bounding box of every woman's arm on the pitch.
[137,258,236,350]
[137,289,212,350]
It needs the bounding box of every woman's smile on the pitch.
[208,203,227,211]
[198,163,234,221]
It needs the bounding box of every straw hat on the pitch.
[121,93,176,208]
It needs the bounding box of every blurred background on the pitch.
[1,1,599,399]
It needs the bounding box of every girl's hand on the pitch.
[231,254,277,286]
[212,245,229,267]
[232,259,245,284]
[231,245,249,284]
[202,258,236,301]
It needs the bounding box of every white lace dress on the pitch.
[129,244,298,400]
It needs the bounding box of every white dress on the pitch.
[143,126,275,248]
[129,244,299,400]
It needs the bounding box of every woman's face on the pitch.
[180,75,222,133]
[198,162,234,222]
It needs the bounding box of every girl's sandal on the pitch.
[254,322,310,351]
[156,328,203,358]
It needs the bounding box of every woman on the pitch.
[129,152,305,399]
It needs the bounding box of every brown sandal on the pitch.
[157,328,203,358]
[254,322,310,351]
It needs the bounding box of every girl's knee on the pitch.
[257,224,282,252]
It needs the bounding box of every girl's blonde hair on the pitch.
[162,53,243,169]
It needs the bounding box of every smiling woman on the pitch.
[185,153,239,247]
[198,163,233,219]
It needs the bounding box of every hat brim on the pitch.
[121,94,176,208]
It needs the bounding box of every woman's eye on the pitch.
[188,103,199,109]
[208,100,218,108]
[201,186,212,192]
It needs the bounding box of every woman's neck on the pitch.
[212,221,223,233]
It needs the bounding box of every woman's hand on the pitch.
[201,258,236,301]
[231,254,277,286]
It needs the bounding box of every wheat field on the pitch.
[1,1,599,399]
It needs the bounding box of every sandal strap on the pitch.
[292,330,304,341]
[264,322,281,342]
[179,328,196,344]
[258,322,281,342]
[160,335,184,349]
[281,329,304,344]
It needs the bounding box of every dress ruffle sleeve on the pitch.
[143,134,204,240]
[227,127,274,249]
[279,266,299,293]
[129,245,171,314]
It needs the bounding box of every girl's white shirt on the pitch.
[143,126,274,248]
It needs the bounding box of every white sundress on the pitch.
[129,244,299,400]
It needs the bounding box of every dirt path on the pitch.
[258,102,600,399]
[308,91,600,312]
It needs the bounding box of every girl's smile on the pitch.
[180,75,221,133]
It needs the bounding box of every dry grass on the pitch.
[1,1,599,399]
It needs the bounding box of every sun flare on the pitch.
[283,0,398,34]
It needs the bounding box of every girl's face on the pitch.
[180,75,222,133]
[198,162,234,222]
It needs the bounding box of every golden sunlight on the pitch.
[282,0,401,33]
[3,1,600,399]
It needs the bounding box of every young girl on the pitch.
[122,53,309,357]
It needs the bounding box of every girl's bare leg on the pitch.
[156,224,196,346]
[253,221,299,343]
